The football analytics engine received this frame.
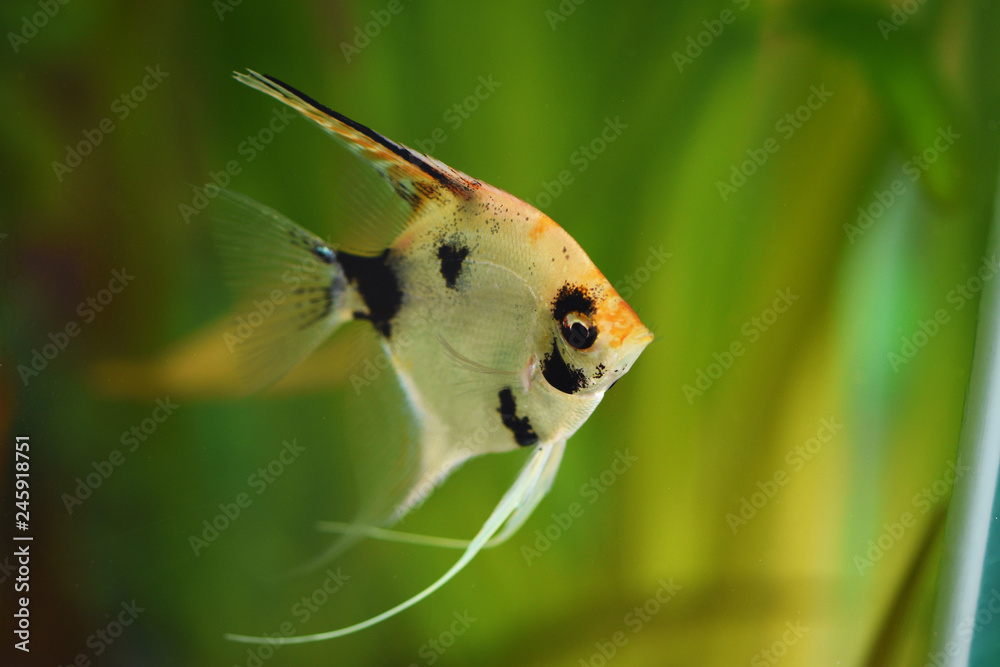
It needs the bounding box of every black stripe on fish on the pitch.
[279,232,341,327]
[497,387,539,447]
[436,243,469,289]
[337,250,402,338]
[292,283,340,329]
[261,74,467,197]
[542,339,587,395]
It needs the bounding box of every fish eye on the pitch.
[561,312,598,350]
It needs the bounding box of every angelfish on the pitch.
[220,70,653,644]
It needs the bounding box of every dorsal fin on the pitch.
[234,70,473,255]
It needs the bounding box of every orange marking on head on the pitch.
[529,215,556,242]
[595,296,648,349]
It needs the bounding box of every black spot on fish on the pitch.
[542,339,587,395]
[338,249,402,337]
[497,387,539,447]
[594,363,606,379]
[437,243,469,289]
[552,283,596,322]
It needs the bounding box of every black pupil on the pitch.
[568,321,591,348]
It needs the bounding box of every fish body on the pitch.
[347,178,650,516]
[219,71,652,643]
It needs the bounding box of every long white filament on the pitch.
[225,442,558,645]
[315,522,480,549]
[315,440,567,550]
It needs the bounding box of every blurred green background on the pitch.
[2,0,999,665]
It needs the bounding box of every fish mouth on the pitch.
[628,327,654,346]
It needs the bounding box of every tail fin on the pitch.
[212,189,356,392]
